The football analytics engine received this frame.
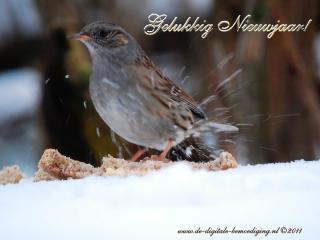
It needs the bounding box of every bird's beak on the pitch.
[67,33,91,41]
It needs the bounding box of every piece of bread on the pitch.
[0,165,25,185]
[34,149,237,181]
[1,149,237,184]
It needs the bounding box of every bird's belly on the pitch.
[91,92,178,150]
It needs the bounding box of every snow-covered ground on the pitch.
[0,68,43,174]
[0,160,319,240]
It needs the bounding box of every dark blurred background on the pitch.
[0,0,319,174]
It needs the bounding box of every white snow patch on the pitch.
[0,68,42,123]
[0,160,319,240]
[0,0,42,38]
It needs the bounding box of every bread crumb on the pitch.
[34,149,100,181]
[34,149,237,181]
[0,165,25,185]
[1,149,237,183]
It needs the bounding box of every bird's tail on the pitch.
[186,120,239,138]
[169,137,217,162]
[170,120,238,162]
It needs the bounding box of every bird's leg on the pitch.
[150,139,174,161]
[129,148,147,162]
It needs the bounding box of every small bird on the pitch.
[69,21,238,161]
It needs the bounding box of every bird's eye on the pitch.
[99,30,108,38]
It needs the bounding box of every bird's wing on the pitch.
[130,55,206,127]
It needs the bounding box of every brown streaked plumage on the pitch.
[70,21,238,161]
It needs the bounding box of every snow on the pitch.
[0,160,319,240]
[0,0,42,39]
[0,68,42,123]
[0,68,43,173]
[0,68,43,175]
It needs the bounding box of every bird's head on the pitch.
[69,21,140,63]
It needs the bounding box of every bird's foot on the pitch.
[130,149,147,162]
[149,139,173,162]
